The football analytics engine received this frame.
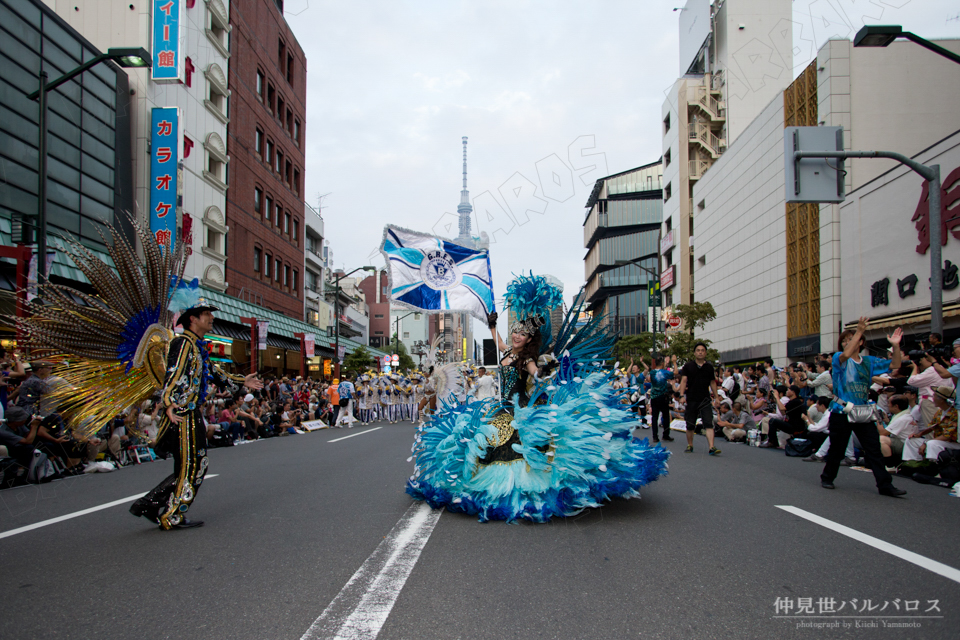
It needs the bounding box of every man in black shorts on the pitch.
[677,342,721,455]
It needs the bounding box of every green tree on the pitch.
[342,345,373,377]
[662,301,720,364]
[610,333,662,368]
[391,333,416,372]
[672,301,717,337]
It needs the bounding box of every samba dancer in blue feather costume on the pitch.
[406,273,670,523]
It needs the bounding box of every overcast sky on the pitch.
[282,0,957,330]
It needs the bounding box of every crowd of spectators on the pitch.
[0,342,353,488]
[3,334,959,490]
[619,334,960,485]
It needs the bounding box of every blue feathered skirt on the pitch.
[406,372,670,523]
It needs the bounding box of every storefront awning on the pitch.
[843,301,960,332]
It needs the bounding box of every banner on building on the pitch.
[149,107,179,249]
[304,334,315,358]
[379,225,495,322]
[337,345,346,363]
[26,251,56,301]
[151,0,183,82]
[257,321,269,350]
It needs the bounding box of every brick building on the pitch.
[225,0,306,319]
[358,270,392,349]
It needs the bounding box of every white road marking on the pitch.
[301,501,442,640]
[776,505,960,585]
[0,474,219,540]
[327,427,382,443]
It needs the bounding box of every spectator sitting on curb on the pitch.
[717,401,755,442]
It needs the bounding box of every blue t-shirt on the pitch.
[830,352,890,411]
[338,381,354,400]
[649,368,675,399]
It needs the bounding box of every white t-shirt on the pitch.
[475,376,496,400]
[885,410,917,440]
[809,410,831,433]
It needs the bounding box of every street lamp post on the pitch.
[332,266,376,379]
[852,26,960,336]
[27,48,150,282]
[614,257,662,357]
[394,311,417,360]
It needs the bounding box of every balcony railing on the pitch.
[688,121,723,158]
[710,69,724,92]
[694,86,725,120]
[688,155,712,181]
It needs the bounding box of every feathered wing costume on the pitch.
[7,216,187,440]
[407,273,669,523]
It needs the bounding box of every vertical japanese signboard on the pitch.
[257,321,269,350]
[149,107,178,249]
[304,334,315,358]
[152,0,182,82]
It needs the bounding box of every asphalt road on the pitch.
[1,423,958,640]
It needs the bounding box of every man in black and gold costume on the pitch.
[131,305,262,530]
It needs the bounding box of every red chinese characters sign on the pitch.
[911,166,960,255]
[149,107,178,250]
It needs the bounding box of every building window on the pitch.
[663,113,671,134]
[254,187,262,213]
[286,53,294,84]
[374,314,384,319]
[278,39,286,74]
[294,119,301,146]
[664,182,672,202]
[264,196,273,223]
[292,269,298,295]
[204,63,230,124]
[206,2,230,57]
[293,218,299,241]
[276,150,283,174]
[267,83,275,114]
[293,168,300,195]
[284,264,290,287]
[284,211,291,234]
[275,258,281,282]
[286,109,293,136]
[266,139,274,166]
[256,70,264,100]
[403,331,410,339]
[275,203,282,227]
[265,253,272,278]
[375,331,384,335]
[203,132,229,191]
[664,148,671,167]
[255,128,263,156]
[277,95,285,124]
[414,313,421,320]
[285,160,292,186]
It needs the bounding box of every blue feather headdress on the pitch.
[167,276,202,313]
[505,272,563,321]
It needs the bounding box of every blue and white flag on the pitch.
[379,225,495,321]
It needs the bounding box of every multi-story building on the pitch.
[583,162,663,335]
[691,38,960,363]
[38,0,231,290]
[0,0,135,288]
[225,0,306,319]
[358,270,391,349]
[391,309,429,357]
[303,201,334,330]
[660,0,793,307]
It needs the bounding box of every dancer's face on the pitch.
[511,331,531,350]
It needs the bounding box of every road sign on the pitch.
[648,282,661,308]
[784,126,845,203]
[666,316,683,331]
